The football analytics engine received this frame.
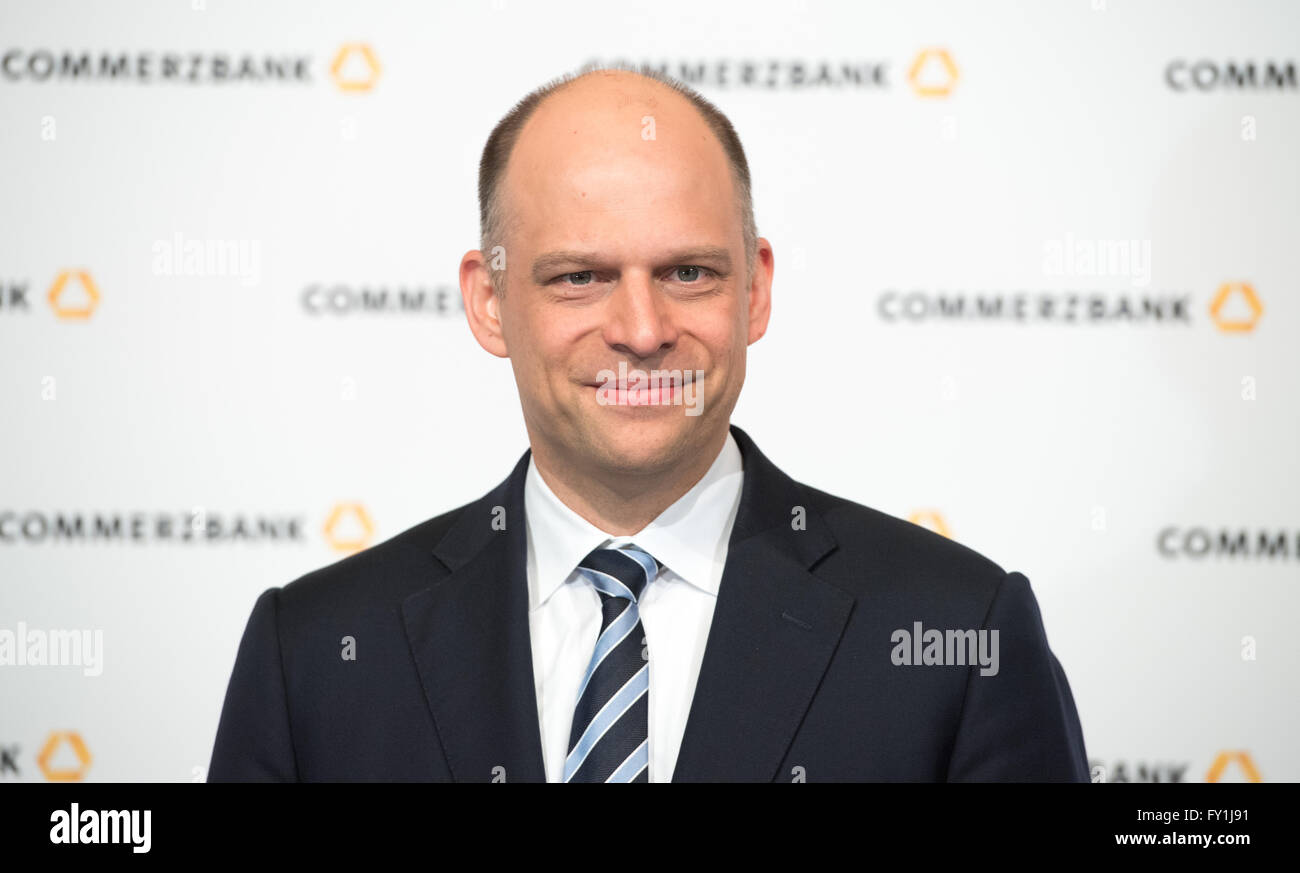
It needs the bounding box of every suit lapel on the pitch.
[400,449,547,783]
[671,426,854,782]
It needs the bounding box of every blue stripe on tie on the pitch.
[572,600,639,705]
[577,566,636,601]
[619,548,659,589]
[607,738,649,783]
[563,663,649,781]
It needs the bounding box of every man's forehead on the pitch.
[507,77,730,190]
[511,174,739,263]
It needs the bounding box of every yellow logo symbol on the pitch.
[1206,750,1261,782]
[908,48,959,98]
[908,510,951,538]
[37,731,92,782]
[331,43,381,93]
[1209,282,1263,333]
[47,270,100,320]
[324,502,375,552]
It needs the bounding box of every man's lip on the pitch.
[581,372,700,388]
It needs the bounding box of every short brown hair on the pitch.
[478,63,758,295]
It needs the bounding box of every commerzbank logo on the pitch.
[330,43,381,93]
[876,280,1264,332]
[580,47,959,94]
[908,510,951,539]
[0,42,380,92]
[1209,282,1263,333]
[37,731,92,782]
[0,269,103,321]
[1206,750,1262,783]
[0,506,376,549]
[324,502,375,553]
[908,48,959,98]
[1092,751,1264,783]
[47,269,100,320]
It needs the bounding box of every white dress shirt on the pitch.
[523,430,744,782]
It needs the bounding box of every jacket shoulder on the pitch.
[793,480,1012,614]
[275,499,470,617]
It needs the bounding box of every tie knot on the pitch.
[576,543,660,602]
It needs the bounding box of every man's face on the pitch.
[468,74,771,479]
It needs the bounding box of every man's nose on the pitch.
[603,269,677,359]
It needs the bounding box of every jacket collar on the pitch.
[402,424,852,782]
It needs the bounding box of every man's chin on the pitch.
[580,414,698,475]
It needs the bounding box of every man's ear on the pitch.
[460,250,509,358]
[747,237,774,345]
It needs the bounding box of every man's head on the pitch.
[460,65,773,483]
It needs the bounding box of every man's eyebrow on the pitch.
[530,247,734,282]
[530,251,603,282]
[665,247,733,271]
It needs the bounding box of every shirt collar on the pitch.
[525,430,744,608]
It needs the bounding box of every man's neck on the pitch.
[529,427,730,536]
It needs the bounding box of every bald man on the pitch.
[209,66,1088,783]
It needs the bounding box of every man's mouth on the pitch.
[581,371,699,388]
[583,368,701,407]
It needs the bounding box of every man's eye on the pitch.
[552,267,711,286]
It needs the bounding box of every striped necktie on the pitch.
[563,542,660,783]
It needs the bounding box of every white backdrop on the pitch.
[1,0,1296,783]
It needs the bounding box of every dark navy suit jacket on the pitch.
[208,424,1089,782]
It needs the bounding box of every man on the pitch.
[208,66,1088,782]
